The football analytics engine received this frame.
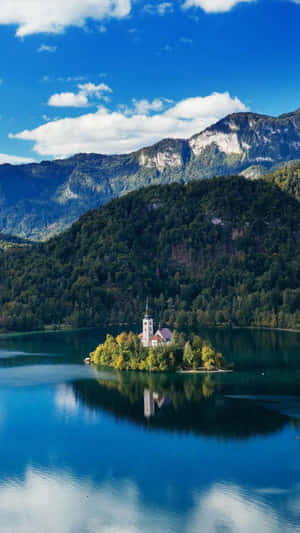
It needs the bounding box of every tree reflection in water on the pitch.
[72,369,299,440]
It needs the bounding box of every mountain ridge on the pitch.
[2,108,300,239]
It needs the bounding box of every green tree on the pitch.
[201,343,216,370]
[183,341,194,368]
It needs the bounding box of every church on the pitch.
[139,302,173,348]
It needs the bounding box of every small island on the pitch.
[90,304,228,372]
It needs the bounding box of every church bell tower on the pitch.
[142,300,154,347]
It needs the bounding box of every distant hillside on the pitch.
[2,108,300,240]
[1,176,300,332]
[0,233,31,251]
[263,160,300,201]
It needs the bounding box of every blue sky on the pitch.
[0,0,300,163]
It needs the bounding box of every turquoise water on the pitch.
[0,328,299,532]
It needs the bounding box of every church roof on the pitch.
[155,328,172,342]
[152,334,164,343]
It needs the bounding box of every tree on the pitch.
[201,343,216,370]
[215,351,223,369]
[168,352,176,371]
[116,332,128,345]
[146,348,157,371]
[201,343,224,370]
[116,354,125,370]
[202,375,215,398]
[183,342,194,368]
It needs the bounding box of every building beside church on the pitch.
[139,302,173,348]
[144,388,171,418]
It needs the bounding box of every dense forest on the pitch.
[0,175,300,332]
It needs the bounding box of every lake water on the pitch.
[0,327,300,532]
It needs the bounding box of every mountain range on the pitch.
[2,108,300,240]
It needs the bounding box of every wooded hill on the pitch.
[1,175,300,332]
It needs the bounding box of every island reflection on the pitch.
[72,370,300,439]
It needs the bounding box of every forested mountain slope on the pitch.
[263,161,300,201]
[2,108,300,240]
[1,176,300,332]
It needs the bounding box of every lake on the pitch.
[0,327,299,532]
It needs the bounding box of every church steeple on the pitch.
[142,299,153,347]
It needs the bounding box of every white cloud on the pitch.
[183,0,255,12]
[38,44,57,53]
[0,471,296,533]
[0,468,175,533]
[188,484,295,533]
[144,2,174,15]
[55,384,79,414]
[119,97,174,115]
[10,91,248,158]
[49,92,89,107]
[158,2,174,14]
[48,82,112,107]
[78,82,112,97]
[0,153,35,165]
[0,0,131,37]
[131,98,166,114]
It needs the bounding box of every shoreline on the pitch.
[232,326,300,334]
[1,324,300,339]
[0,326,95,339]
[177,369,233,374]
